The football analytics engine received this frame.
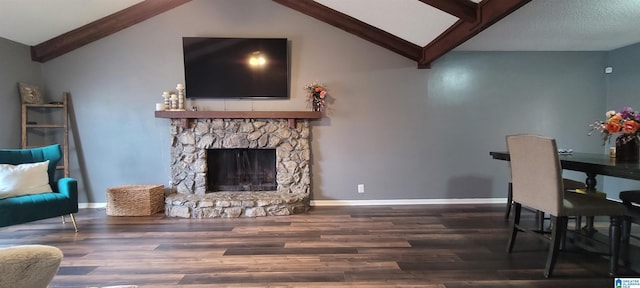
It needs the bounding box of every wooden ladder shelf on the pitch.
[21,92,70,177]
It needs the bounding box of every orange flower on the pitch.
[314,87,323,92]
[622,120,640,134]
[604,115,622,133]
[605,122,621,134]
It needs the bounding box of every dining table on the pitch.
[490,151,640,192]
[490,150,640,234]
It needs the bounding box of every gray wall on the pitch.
[3,0,615,203]
[0,37,42,148]
[603,42,640,196]
[432,51,606,194]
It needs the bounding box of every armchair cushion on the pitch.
[0,245,63,288]
[0,160,52,199]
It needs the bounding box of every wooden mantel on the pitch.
[155,110,322,128]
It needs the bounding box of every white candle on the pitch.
[170,94,178,110]
[155,103,165,111]
[176,83,184,90]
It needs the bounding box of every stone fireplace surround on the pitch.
[161,113,316,219]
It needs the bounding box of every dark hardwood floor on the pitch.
[0,204,636,287]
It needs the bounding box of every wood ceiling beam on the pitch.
[31,0,192,63]
[272,0,422,62]
[418,0,531,68]
[418,0,478,23]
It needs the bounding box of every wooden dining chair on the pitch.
[506,134,626,277]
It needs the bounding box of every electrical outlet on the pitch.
[357,184,365,193]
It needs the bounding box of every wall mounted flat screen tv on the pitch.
[183,37,289,99]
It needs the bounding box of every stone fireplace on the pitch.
[162,116,314,218]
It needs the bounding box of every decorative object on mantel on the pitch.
[170,93,178,110]
[161,91,170,110]
[158,84,187,111]
[305,81,328,112]
[590,106,640,162]
[176,83,185,110]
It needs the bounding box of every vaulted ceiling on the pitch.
[274,0,530,68]
[2,0,640,69]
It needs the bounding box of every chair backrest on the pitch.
[506,134,564,215]
[0,144,62,187]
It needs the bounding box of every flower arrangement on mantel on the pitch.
[590,106,640,145]
[305,81,328,112]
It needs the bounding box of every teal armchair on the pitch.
[0,144,78,231]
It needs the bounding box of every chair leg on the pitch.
[610,216,621,276]
[560,219,568,251]
[61,216,66,224]
[575,215,582,231]
[507,203,521,253]
[544,216,567,278]
[536,211,545,231]
[621,215,632,267]
[505,182,513,220]
[69,214,78,232]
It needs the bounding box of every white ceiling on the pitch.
[0,0,639,52]
[314,0,460,47]
[459,0,640,51]
[0,0,143,46]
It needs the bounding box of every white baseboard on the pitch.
[79,203,106,209]
[79,198,507,209]
[310,198,508,206]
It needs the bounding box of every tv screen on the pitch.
[182,37,289,99]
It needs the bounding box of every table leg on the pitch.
[582,172,597,235]
[585,172,597,191]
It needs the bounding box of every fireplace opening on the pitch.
[207,149,276,192]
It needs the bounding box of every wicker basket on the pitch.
[106,184,165,216]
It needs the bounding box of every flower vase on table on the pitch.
[616,136,639,162]
[591,106,640,163]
